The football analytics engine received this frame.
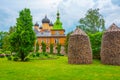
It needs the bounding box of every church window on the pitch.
[55,31,59,35]
[55,39,59,44]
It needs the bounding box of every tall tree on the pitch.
[64,31,72,54]
[0,32,8,49]
[10,8,35,61]
[79,8,105,33]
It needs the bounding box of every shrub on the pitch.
[5,51,11,54]
[88,32,103,59]
[5,51,11,57]
[50,44,53,54]
[7,56,12,60]
[64,32,72,54]
[0,51,3,54]
[24,57,30,61]
[36,41,39,52]
[41,52,48,56]
[41,42,46,52]
[36,52,40,57]
[31,52,36,57]
[13,57,19,61]
[0,54,5,58]
[56,43,61,55]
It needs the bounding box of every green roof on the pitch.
[53,11,63,30]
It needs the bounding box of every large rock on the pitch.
[68,28,92,64]
[101,23,120,65]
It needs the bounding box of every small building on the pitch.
[34,11,66,54]
[101,23,120,65]
[68,28,92,64]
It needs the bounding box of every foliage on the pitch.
[8,26,16,35]
[0,57,120,80]
[41,42,46,53]
[13,57,19,61]
[7,56,12,60]
[2,33,11,51]
[0,51,2,54]
[0,54,5,58]
[88,32,103,59]
[4,51,11,54]
[0,32,8,49]
[36,52,40,57]
[56,43,61,54]
[36,41,39,52]
[24,57,30,61]
[9,8,36,61]
[64,31,72,54]
[50,43,53,54]
[79,8,105,33]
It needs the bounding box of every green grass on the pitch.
[0,56,120,80]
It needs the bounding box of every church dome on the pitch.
[34,22,39,26]
[42,15,50,23]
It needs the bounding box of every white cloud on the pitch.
[0,0,120,33]
[94,0,120,29]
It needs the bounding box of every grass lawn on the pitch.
[0,56,120,80]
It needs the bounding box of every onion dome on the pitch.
[42,15,50,23]
[34,22,39,26]
[49,22,53,26]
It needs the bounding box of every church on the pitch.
[34,11,66,53]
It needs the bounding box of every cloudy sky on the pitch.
[0,0,120,33]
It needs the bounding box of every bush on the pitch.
[0,54,5,58]
[50,44,53,54]
[4,51,11,54]
[36,41,39,52]
[56,43,61,55]
[42,52,48,56]
[7,56,12,60]
[0,51,3,54]
[13,57,19,61]
[36,52,40,57]
[41,42,46,52]
[24,57,30,61]
[88,32,103,59]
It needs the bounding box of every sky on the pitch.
[0,0,120,33]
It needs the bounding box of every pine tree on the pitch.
[10,8,35,61]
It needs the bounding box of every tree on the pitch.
[64,31,72,54]
[41,42,46,53]
[2,26,16,52]
[9,26,16,35]
[88,32,103,59]
[79,8,105,33]
[36,41,39,52]
[0,32,8,49]
[9,8,36,61]
[50,43,53,54]
[56,43,61,55]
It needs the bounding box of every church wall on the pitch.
[42,23,50,30]
[37,38,66,54]
[51,30,65,35]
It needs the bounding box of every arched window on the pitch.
[55,31,59,35]
[55,38,59,44]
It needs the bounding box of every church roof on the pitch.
[34,22,39,26]
[42,15,50,23]
[53,11,63,30]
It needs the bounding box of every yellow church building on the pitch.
[34,11,66,53]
